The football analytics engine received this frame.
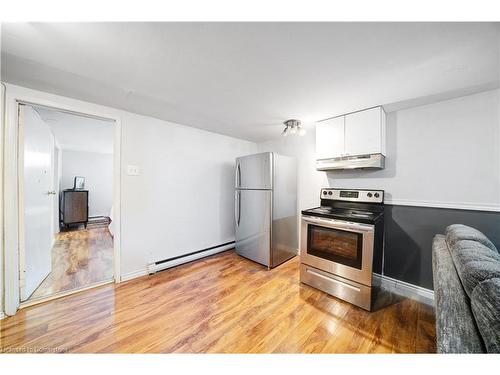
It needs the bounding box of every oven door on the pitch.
[300,215,375,286]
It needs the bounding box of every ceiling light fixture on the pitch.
[282,119,306,137]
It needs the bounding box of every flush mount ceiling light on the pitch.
[282,119,306,137]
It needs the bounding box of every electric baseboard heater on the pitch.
[147,241,235,274]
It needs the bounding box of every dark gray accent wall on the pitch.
[383,204,500,290]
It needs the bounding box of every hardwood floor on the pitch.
[29,227,114,300]
[1,251,436,353]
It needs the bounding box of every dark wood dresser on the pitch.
[60,189,89,229]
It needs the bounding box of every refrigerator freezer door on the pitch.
[235,152,273,190]
[235,189,272,267]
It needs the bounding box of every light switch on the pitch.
[127,165,140,176]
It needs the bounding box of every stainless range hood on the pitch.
[316,153,385,171]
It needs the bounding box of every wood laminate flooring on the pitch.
[1,251,436,353]
[29,227,114,300]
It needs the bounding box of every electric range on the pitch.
[300,188,385,311]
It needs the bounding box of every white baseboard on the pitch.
[121,268,148,282]
[374,273,435,306]
[0,312,6,320]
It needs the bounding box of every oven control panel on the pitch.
[320,188,384,203]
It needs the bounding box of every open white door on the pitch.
[19,104,54,301]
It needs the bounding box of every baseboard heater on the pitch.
[146,241,235,275]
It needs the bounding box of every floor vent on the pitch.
[147,241,235,275]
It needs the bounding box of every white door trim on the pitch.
[3,92,122,316]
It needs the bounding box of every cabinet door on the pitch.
[64,191,88,223]
[315,116,345,160]
[344,107,383,156]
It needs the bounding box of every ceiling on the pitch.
[2,22,499,142]
[34,106,115,154]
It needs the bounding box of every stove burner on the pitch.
[311,207,373,218]
[302,188,384,224]
[349,210,373,218]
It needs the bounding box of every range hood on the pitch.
[316,153,385,171]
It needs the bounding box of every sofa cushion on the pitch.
[450,240,500,298]
[446,224,497,253]
[470,278,500,353]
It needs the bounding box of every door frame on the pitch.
[3,89,122,316]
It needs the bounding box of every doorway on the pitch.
[18,103,116,303]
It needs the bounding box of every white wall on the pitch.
[2,84,258,294]
[259,89,500,213]
[120,111,256,275]
[61,150,114,217]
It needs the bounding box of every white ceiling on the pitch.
[34,106,115,154]
[2,22,499,142]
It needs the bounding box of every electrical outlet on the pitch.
[127,165,140,176]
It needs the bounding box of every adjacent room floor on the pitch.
[29,225,114,301]
[1,251,436,353]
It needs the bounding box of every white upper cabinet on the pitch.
[344,107,386,156]
[315,106,386,160]
[315,116,345,160]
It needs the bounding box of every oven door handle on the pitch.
[302,216,374,232]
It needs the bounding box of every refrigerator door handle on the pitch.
[235,190,241,227]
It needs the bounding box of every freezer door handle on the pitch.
[235,162,241,188]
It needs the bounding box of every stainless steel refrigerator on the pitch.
[234,152,298,268]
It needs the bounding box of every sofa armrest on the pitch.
[432,235,485,353]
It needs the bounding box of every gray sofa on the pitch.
[432,224,500,353]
